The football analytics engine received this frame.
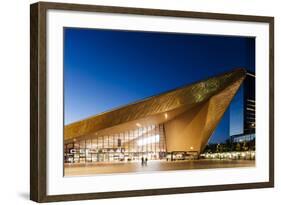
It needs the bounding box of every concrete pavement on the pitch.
[64,159,255,176]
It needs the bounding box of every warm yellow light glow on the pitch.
[190,146,194,150]
[136,123,141,127]
[165,113,168,119]
[137,135,160,146]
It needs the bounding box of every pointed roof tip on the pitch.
[223,68,247,80]
[234,67,247,75]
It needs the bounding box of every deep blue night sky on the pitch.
[64,28,255,143]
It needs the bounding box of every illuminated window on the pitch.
[137,134,160,146]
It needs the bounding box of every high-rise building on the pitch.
[230,72,255,142]
[243,72,256,134]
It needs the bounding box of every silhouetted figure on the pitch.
[141,157,144,166]
[145,158,148,166]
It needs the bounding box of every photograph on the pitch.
[63,28,256,176]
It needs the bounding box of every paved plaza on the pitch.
[64,159,255,176]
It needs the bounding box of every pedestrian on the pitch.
[141,157,144,166]
[145,157,148,166]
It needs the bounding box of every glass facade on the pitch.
[232,133,255,143]
[64,124,167,163]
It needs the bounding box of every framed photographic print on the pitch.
[30,1,274,202]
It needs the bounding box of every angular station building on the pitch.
[64,68,246,163]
